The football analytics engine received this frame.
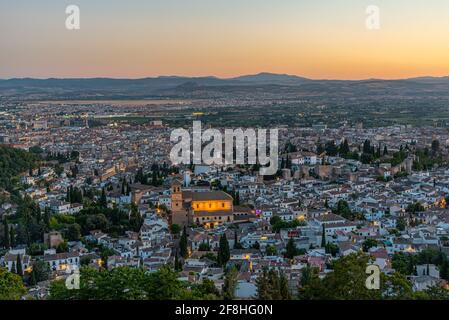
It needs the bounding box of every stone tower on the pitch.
[171,180,188,226]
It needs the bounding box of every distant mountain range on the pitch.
[1,72,449,100]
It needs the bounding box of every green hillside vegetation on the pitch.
[0,146,40,191]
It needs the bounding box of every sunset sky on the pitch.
[1,0,449,79]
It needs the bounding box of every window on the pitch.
[222,203,225,208]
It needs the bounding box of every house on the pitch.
[416,264,440,278]
[369,248,390,270]
[49,200,71,214]
[69,203,84,214]
[1,252,31,274]
[44,231,64,248]
[409,275,442,292]
[44,252,80,271]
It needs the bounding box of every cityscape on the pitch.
[1,0,449,309]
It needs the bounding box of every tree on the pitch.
[316,142,325,154]
[29,267,37,286]
[192,279,221,299]
[362,239,378,252]
[179,226,188,259]
[270,215,305,233]
[222,266,238,300]
[16,254,23,276]
[325,140,338,156]
[299,264,319,288]
[384,272,414,299]
[321,224,326,248]
[170,224,181,236]
[174,250,182,271]
[325,242,339,257]
[233,231,242,249]
[363,140,371,154]
[217,234,230,267]
[279,271,291,300]
[256,268,270,299]
[234,192,240,206]
[9,225,15,247]
[392,252,415,275]
[440,257,449,281]
[43,207,51,231]
[339,139,350,156]
[30,260,50,283]
[300,253,382,300]
[256,268,291,300]
[431,139,440,155]
[422,284,449,300]
[0,268,26,300]
[199,241,211,251]
[266,244,277,256]
[49,266,192,300]
[285,238,298,259]
[3,219,10,248]
[66,223,81,241]
[406,202,425,214]
[298,253,423,300]
[396,218,406,231]
[333,200,353,220]
[99,187,107,208]
[129,205,143,232]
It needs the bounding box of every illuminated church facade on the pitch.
[171,180,234,228]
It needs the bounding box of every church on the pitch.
[171,180,234,228]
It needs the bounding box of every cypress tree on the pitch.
[99,187,107,207]
[66,187,71,202]
[174,249,181,271]
[223,266,238,300]
[363,140,371,154]
[285,238,298,259]
[3,219,10,248]
[10,227,15,248]
[30,268,37,286]
[43,207,51,231]
[16,254,23,276]
[218,234,230,267]
[11,261,16,274]
[321,224,326,248]
[267,269,282,300]
[233,231,241,249]
[440,258,449,281]
[179,226,188,259]
[279,271,291,300]
[256,269,270,299]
